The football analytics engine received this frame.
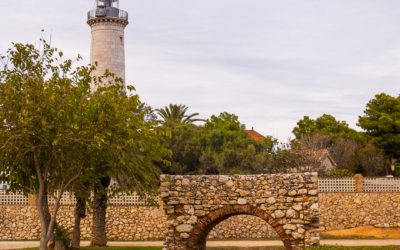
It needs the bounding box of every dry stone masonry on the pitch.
[3,192,400,243]
[0,206,166,241]
[160,174,320,250]
[209,215,278,239]
[319,193,400,231]
[0,205,277,241]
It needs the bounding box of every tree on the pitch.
[86,92,170,247]
[358,93,400,161]
[157,112,274,175]
[293,114,364,141]
[0,38,169,250]
[201,112,270,174]
[156,104,205,124]
[283,131,385,176]
[283,133,332,172]
[329,137,384,176]
[156,120,203,175]
[262,135,279,155]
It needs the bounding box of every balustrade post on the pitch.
[355,174,363,193]
[28,194,36,205]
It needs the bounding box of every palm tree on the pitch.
[156,104,205,124]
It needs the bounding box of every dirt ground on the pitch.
[322,226,400,239]
[2,240,400,250]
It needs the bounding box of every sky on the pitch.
[1,0,399,140]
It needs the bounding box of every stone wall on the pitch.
[319,193,400,231]
[209,215,278,239]
[160,174,319,250]
[0,205,166,241]
[2,192,400,241]
[0,205,278,241]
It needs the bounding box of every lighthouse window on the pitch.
[120,36,124,44]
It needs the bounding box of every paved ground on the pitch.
[1,240,400,249]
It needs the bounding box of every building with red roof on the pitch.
[246,129,265,141]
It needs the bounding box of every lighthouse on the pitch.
[87,0,129,90]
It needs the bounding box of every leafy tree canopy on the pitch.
[293,114,364,142]
[0,37,169,250]
[157,112,274,175]
[156,121,203,175]
[358,93,400,160]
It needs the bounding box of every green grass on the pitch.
[18,248,164,250]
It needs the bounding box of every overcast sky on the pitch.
[1,0,399,140]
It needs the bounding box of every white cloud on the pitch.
[1,0,399,140]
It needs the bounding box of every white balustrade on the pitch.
[0,189,29,205]
[364,177,400,192]
[2,177,400,205]
[318,178,355,192]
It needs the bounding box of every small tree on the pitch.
[0,37,169,250]
[358,93,400,162]
[286,133,331,172]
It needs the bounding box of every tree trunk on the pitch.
[70,195,86,250]
[89,176,111,247]
[43,187,56,248]
[37,185,51,250]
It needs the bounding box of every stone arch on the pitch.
[161,174,320,250]
[188,205,293,250]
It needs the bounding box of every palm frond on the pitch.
[156,104,205,124]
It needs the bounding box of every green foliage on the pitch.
[293,114,364,142]
[393,168,400,177]
[155,120,203,175]
[156,104,205,124]
[157,112,275,175]
[292,114,386,176]
[326,169,354,177]
[262,136,279,155]
[201,112,270,174]
[0,36,170,248]
[358,93,400,160]
[54,222,71,247]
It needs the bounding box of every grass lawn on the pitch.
[14,246,400,250]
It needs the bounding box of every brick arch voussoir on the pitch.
[188,205,293,250]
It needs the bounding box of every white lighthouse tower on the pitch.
[87,0,129,89]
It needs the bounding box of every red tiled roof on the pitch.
[246,130,265,141]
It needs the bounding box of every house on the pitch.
[312,149,337,171]
[289,149,337,173]
[246,129,265,141]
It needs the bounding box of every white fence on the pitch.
[318,177,400,192]
[0,189,156,206]
[2,177,400,204]
[318,178,356,192]
[0,190,29,205]
[364,177,400,192]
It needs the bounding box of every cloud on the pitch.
[1,0,399,140]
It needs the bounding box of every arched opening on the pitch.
[188,205,293,250]
[208,214,278,240]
